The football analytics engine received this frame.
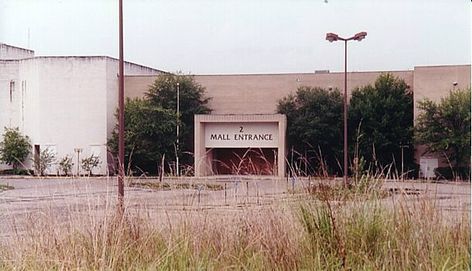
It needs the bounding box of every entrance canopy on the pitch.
[194,114,286,177]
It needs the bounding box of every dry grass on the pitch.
[0,185,469,270]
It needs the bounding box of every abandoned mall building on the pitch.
[0,43,470,178]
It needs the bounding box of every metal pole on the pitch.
[400,144,408,181]
[176,82,180,176]
[118,0,125,208]
[326,32,366,188]
[343,40,348,188]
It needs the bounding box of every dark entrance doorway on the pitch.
[211,148,277,175]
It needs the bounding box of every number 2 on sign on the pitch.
[239,126,244,133]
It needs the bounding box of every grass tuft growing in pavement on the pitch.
[0,184,14,192]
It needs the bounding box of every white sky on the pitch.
[0,0,470,74]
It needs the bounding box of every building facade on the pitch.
[1,43,470,177]
[126,66,470,178]
[0,43,163,175]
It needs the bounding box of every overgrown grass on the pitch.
[0,188,469,270]
[306,169,388,201]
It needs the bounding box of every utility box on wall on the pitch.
[419,157,438,179]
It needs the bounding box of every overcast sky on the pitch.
[0,0,470,74]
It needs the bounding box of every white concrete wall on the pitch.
[0,43,34,60]
[0,51,163,174]
[0,60,21,170]
[44,57,107,175]
[17,58,40,170]
[0,61,20,130]
[0,43,163,175]
[18,57,109,175]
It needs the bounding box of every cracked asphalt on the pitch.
[0,176,469,241]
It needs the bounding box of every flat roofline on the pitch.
[0,43,34,53]
[0,59,20,62]
[97,64,471,77]
[193,64,470,76]
[413,64,471,69]
[194,69,413,77]
[15,55,165,73]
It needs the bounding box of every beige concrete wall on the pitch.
[124,75,156,99]
[196,71,413,114]
[413,65,471,166]
[413,65,471,118]
[125,65,470,176]
[125,70,413,114]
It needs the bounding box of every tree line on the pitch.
[278,73,470,178]
[1,73,469,179]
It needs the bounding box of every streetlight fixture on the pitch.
[326,31,367,187]
[176,82,180,177]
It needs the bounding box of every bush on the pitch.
[434,167,470,181]
[58,155,74,176]
[0,168,33,175]
[81,155,101,176]
[32,148,56,176]
[0,127,31,169]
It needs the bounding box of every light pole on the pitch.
[400,144,409,181]
[326,31,367,187]
[176,82,180,177]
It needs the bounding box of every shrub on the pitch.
[0,169,32,175]
[58,155,74,176]
[32,148,56,176]
[81,155,101,176]
[434,167,470,181]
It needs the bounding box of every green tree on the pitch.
[109,98,176,174]
[348,73,414,172]
[109,74,211,175]
[277,86,343,175]
[415,88,471,168]
[0,127,31,170]
[145,73,212,166]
